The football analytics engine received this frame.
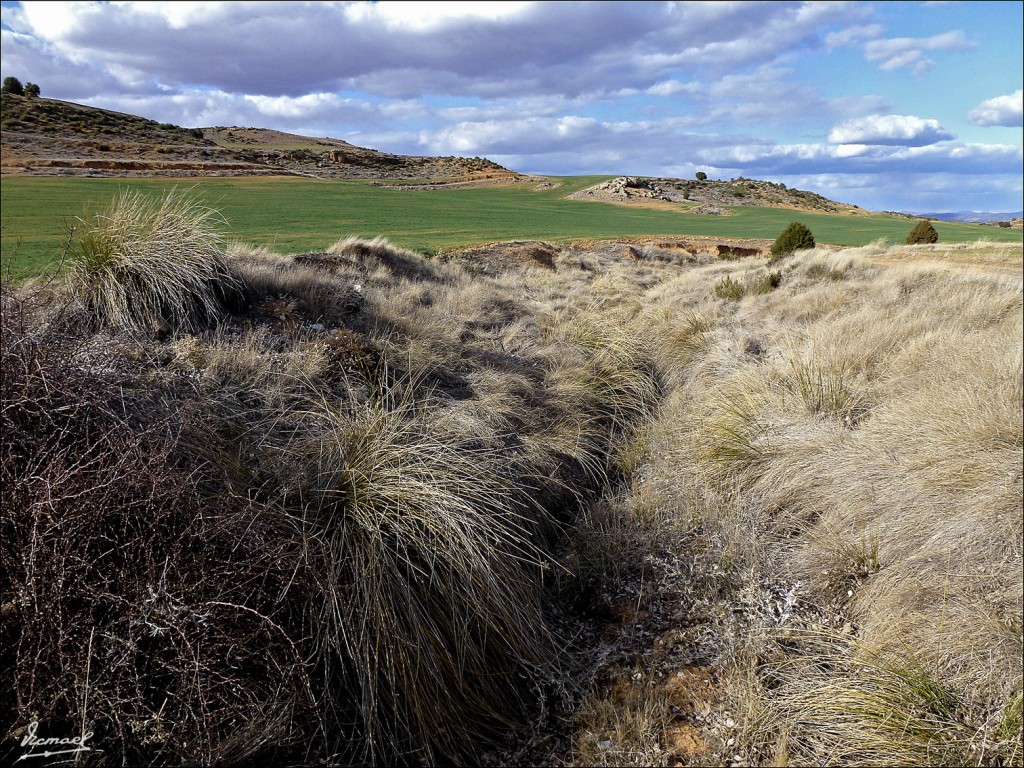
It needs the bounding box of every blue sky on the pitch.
[2,1,1021,213]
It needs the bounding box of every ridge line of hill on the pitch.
[1,92,522,182]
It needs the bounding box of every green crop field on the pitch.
[2,175,1019,278]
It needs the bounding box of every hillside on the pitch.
[571,175,864,215]
[913,210,1024,227]
[0,93,520,181]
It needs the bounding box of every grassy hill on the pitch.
[1,92,518,180]
[1,91,212,145]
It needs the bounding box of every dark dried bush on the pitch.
[0,288,318,766]
[1,255,567,765]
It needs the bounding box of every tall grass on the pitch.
[272,390,552,762]
[761,635,977,767]
[5,196,1020,767]
[64,189,242,333]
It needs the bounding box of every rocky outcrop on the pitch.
[570,175,857,214]
[569,176,671,203]
[716,244,763,259]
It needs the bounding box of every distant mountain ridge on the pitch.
[910,210,1023,224]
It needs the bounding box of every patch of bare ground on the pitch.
[443,237,772,277]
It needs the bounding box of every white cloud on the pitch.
[864,30,973,75]
[244,93,349,120]
[968,90,1024,127]
[1,1,866,100]
[11,1,86,39]
[824,24,885,50]
[647,79,698,97]
[117,2,227,30]
[828,115,953,146]
[422,115,602,155]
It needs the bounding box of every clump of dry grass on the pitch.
[757,634,980,767]
[265,389,554,763]
[326,234,441,281]
[572,684,673,767]
[64,189,243,334]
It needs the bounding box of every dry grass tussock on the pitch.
[64,188,244,334]
[571,241,1022,766]
[2,191,1020,766]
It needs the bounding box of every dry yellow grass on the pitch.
[567,240,1022,767]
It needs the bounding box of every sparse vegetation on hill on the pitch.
[1,92,208,145]
[2,187,1020,766]
[571,175,858,214]
[0,94,519,182]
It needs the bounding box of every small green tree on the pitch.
[696,171,708,181]
[906,220,938,244]
[23,82,40,97]
[2,76,24,95]
[771,221,815,258]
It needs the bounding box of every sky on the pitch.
[1,1,1022,213]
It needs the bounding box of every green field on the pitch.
[2,175,1019,278]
